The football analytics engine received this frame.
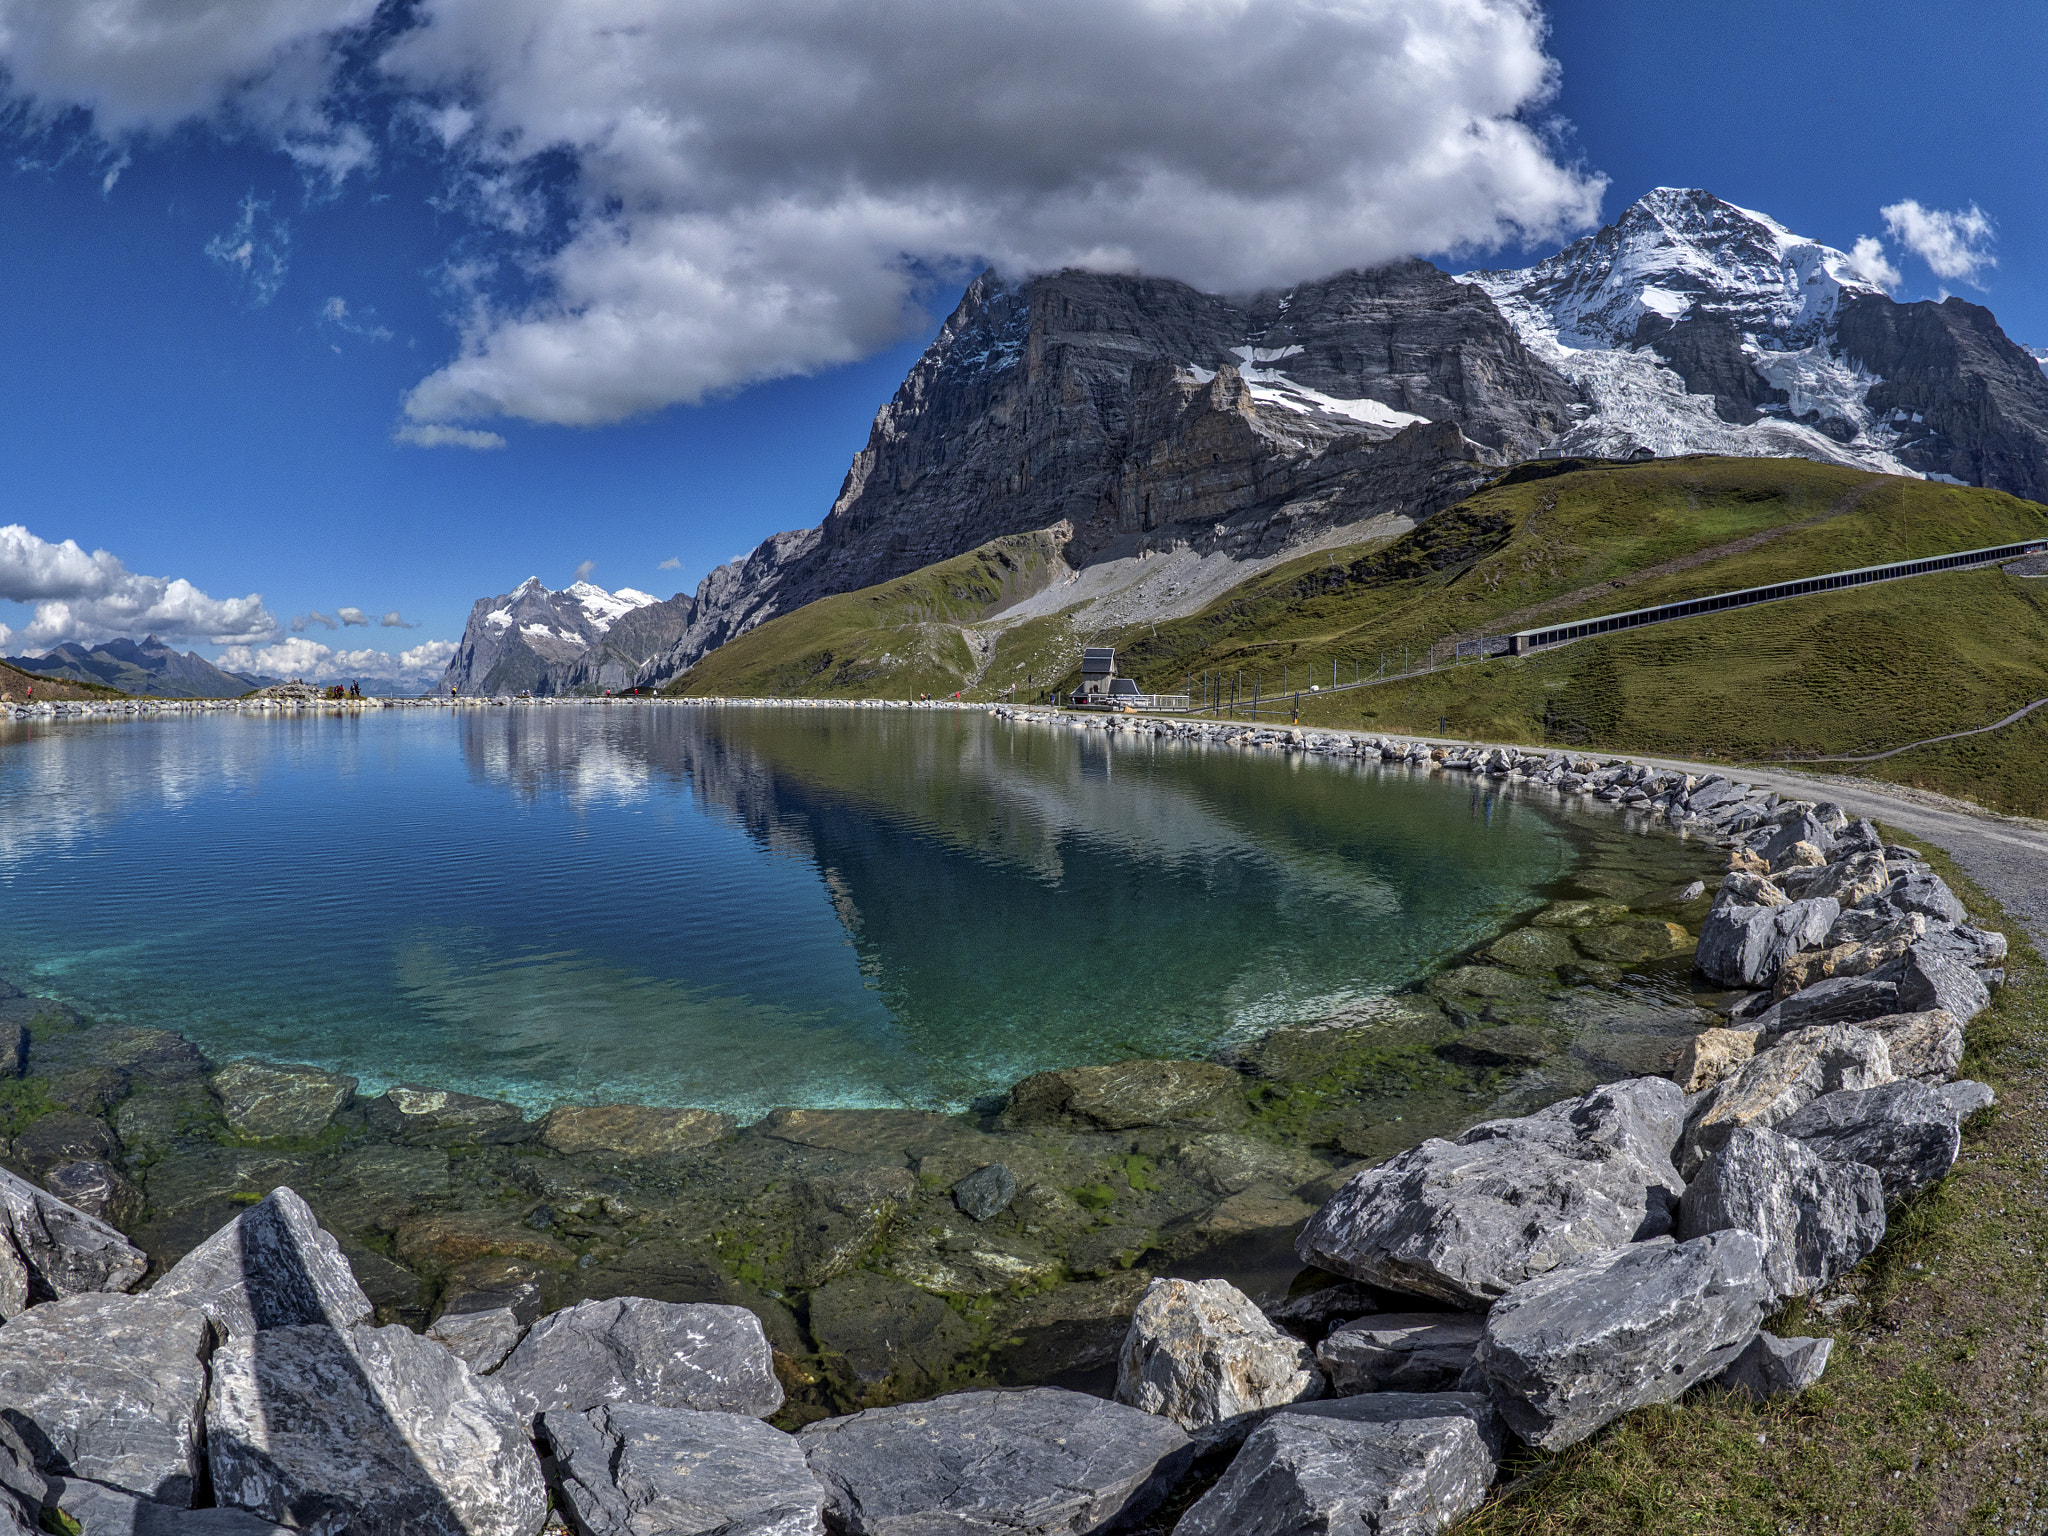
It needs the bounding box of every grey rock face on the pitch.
[441,578,697,698]
[207,1322,546,1536]
[1777,1080,1963,1199]
[1912,923,2007,969]
[210,1061,357,1141]
[0,1294,212,1505]
[1888,873,1968,926]
[0,1165,146,1319]
[1675,1127,1885,1301]
[1715,1331,1833,1402]
[425,1307,526,1376]
[797,1388,1191,1536]
[1113,1278,1321,1449]
[1894,946,1991,1025]
[1753,970,1904,1037]
[542,1405,822,1536]
[1861,1010,1965,1083]
[1474,1232,1772,1450]
[1297,1078,1686,1307]
[0,1423,40,1536]
[1173,1394,1501,1536]
[951,1164,1017,1222]
[1695,898,1838,988]
[1757,814,1834,867]
[43,1476,295,1535]
[148,1186,372,1338]
[1677,1025,1893,1178]
[1315,1313,1485,1396]
[492,1297,783,1422]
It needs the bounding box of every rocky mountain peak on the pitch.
[442,578,694,696]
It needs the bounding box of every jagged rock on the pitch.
[1003,1059,1243,1131]
[1793,850,1890,908]
[1859,1010,1965,1083]
[1473,1232,1771,1450]
[1894,946,1991,1025]
[797,1388,1192,1536]
[1676,1025,1893,1178]
[39,1160,143,1229]
[361,1086,529,1144]
[426,1307,526,1376]
[1756,814,1834,867]
[1114,1278,1321,1449]
[1315,1312,1485,1394]
[0,1165,145,1320]
[1939,1080,1995,1119]
[148,1186,372,1337]
[948,1164,1016,1223]
[1256,1281,1379,1340]
[1888,873,1968,925]
[535,1105,734,1158]
[1675,1127,1884,1301]
[1674,1028,1756,1093]
[1695,898,1838,988]
[1778,1080,1963,1199]
[207,1322,546,1536]
[1715,1332,1832,1401]
[210,1061,357,1141]
[1173,1394,1502,1536]
[43,1476,294,1535]
[541,1405,823,1536]
[1914,922,2008,969]
[0,1423,39,1536]
[1753,970,1904,1036]
[0,1295,210,1505]
[1297,1078,1685,1307]
[491,1297,782,1422]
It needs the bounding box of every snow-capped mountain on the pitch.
[1463,187,2048,489]
[441,577,695,695]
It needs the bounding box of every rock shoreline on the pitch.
[0,712,2009,1530]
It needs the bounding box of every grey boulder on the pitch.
[43,1476,295,1534]
[0,1424,40,1536]
[1894,946,1991,1026]
[425,1307,526,1376]
[952,1164,1018,1222]
[491,1297,783,1422]
[1695,898,1838,989]
[1715,1332,1832,1402]
[148,1187,372,1337]
[1939,1080,1995,1119]
[1314,1313,1485,1395]
[1114,1278,1321,1449]
[0,1165,146,1319]
[1676,1025,1893,1178]
[798,1388,1191,1536]
[1778,1080,1963,1200]
[1297,1078,1686,1307]
[1675,1127,1884,1301]
[1473,1232,1772,1450]
[1913,923,2008,969]
[542,1405,821,1536]
[1860,1010,1964,1083]
[0,1294,211,1505]
[1173,1394,1503,1536]
[1751,971,1903,1037]
[1889,873,1967,925]
[206,1322,546,1536]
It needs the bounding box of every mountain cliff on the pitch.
[440,579,695,695]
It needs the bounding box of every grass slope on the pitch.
[665,528,1074,699]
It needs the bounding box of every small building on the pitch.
[1075,648,1117,702]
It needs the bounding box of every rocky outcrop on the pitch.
[210,1061,357,1141]
[442,579,694,697]
[1113,1278,1322,1449]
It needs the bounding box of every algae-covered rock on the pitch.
[1436,1026,1559,1069]
[1573,920,1692,966]
[1481,927,1579,974]
[393,1212,576,1273]
[1003,1060,1244,1131]
[211,1061,355,1142]
[362,1085,528,1144]
[1529,901,1632,928]
[807,1273,975,1408]
[537,1105,735,1158]
[788,1167,916,1289]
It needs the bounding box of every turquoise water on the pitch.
[0,705,1580,1116]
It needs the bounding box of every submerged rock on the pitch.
[210,1061,357,1142]
[1003,1059,1244,1131]
[207,1322,546,1536]
[39,1159,144,1229]
[361,1086,529,1144]
[1114,1278,1322,1450]
[807,1272,973,1408]
[536,1105,734,1158]
[1474,1232,1771,1450]
[147,1186,372,1338]
[0,1294,212,1506]
[1676,1127,1885,1301]
[491,1297,783,1423]
[541,1405,823,1536]
[0,1165,146,1320]
[797,1388,1191,1536]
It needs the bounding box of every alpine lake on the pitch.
[0,702,1727,1419]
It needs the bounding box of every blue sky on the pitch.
[0,0,2039,686]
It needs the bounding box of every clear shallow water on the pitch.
[0,705,1583,1116]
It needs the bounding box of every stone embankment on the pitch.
[0,712,2007,1532]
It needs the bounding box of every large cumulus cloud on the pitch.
[216,635,456,686]
[0,524,274,648]
[0,0,1605,430]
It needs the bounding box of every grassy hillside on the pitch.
[665,528,1075,699]
[0,661,128,703]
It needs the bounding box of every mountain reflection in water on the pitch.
[0,706,1573,1115]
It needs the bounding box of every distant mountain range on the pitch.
[443,186,2048,696]
[5,636,277,698]
[439,579,695,696]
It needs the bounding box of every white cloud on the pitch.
[573,560,595,582]
[0,0,1605,433]
[320,295,393,342]
[204,191,291,305]
[1846,235,1901,293]
[393,423,507,450]
[216,635,457,687]
[0,524,272,646]
[656,556,681,570]
[291,610,337,631]
[337,606,369,626]
[1880,199,1996,286]
[380,609,418,627]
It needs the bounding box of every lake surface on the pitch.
[0,704,1605,1117]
